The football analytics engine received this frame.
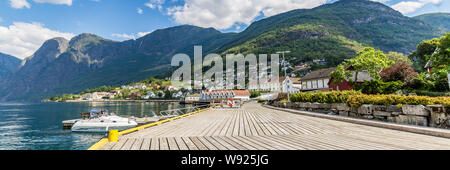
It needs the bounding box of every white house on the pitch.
[185,94,200,103]
[300,67,335,91]
[281,77,301,93]
[200,90,250,101]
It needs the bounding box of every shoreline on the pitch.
[46,99,182,103]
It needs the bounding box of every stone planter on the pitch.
[402,105,430,116]
[392,115,428,126]
[358,104,373,115]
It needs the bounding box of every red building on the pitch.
[328,70,373,91]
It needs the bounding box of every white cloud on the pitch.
[33,0,72,5]
[137,31,153,37]
[137,8,143,14]
[166,0,328,30]
[392,0,443,14]
[112,30,154,40]
[9,0,31,9]
[145,0,165,11]
[0,22,75,59]
[9,0,72,9]
[112,33,136,40]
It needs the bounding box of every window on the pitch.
[318,79,323,88]
[324,79,329,88]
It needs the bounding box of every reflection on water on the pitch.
[0,101,189,150]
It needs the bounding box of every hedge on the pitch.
[290,91,450,108]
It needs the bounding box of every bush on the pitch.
[380,62,417,83]
[353,80,403,94]
[290,90,449,108]
[250,91,262,98]
[290,90,362,103]
[347,94,449,108]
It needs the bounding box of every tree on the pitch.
[386,52,413,65]
[380,62,418,83]
[408,38,440,72]
[330,47,394,83]
[429,33,450,72]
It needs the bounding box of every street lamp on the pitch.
[276,51,291,102]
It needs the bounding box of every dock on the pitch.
[98,103,450,150]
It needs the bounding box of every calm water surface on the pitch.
[0,101,189,150]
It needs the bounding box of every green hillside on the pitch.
[414,13,450,32]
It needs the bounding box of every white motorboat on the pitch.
[71,110,137,133]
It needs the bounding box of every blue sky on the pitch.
[0,0,449,59]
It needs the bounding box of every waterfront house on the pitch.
[281,77,301,93]
[82,93,93,100]
[300,67,335,91]
[185,94,200,103]
[200,90,250,101]
[172,91,183,98]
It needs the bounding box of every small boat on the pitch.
[71,109,137,133]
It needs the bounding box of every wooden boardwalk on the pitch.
[100,104,450,150]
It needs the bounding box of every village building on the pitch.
[200,90,250,102]
[282,77,301,93]
[328,70,373,91]
[184,94,201,103]
[300,67,335,91]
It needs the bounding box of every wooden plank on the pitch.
[174,137,189,150]
[111,138,128,150]
[197,137,218,150]
[182,137,198,150]
[167,137,179,150]
[150,137,159,150]
[140,138,151,150]
[190,137,209,150]
[204,136,228,150]
[218,136,246,150]
[130,138,143,150]
[159,137,169,150]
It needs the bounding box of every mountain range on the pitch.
[0,53,21,80]
[414,13,450,32]
[0,0,448,101]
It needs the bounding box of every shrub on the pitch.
[380,62,417,83]
[290,90,361,103]
[346,95,449,108]
[290,90,449,108]
[353,80,403,94]
[250,91,262,98]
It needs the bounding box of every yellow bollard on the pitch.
[108,130,118,142]
[198,108,200,113]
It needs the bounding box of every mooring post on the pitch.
[108,130,118,142]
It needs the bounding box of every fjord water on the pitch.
[0,102,188,150]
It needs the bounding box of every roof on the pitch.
[279,76,287,83]
[232,90,250,96]
[301,67,336,81]
[290,78,301,84]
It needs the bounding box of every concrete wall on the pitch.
[271,101,450,129]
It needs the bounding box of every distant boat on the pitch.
[71,109,137,133]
